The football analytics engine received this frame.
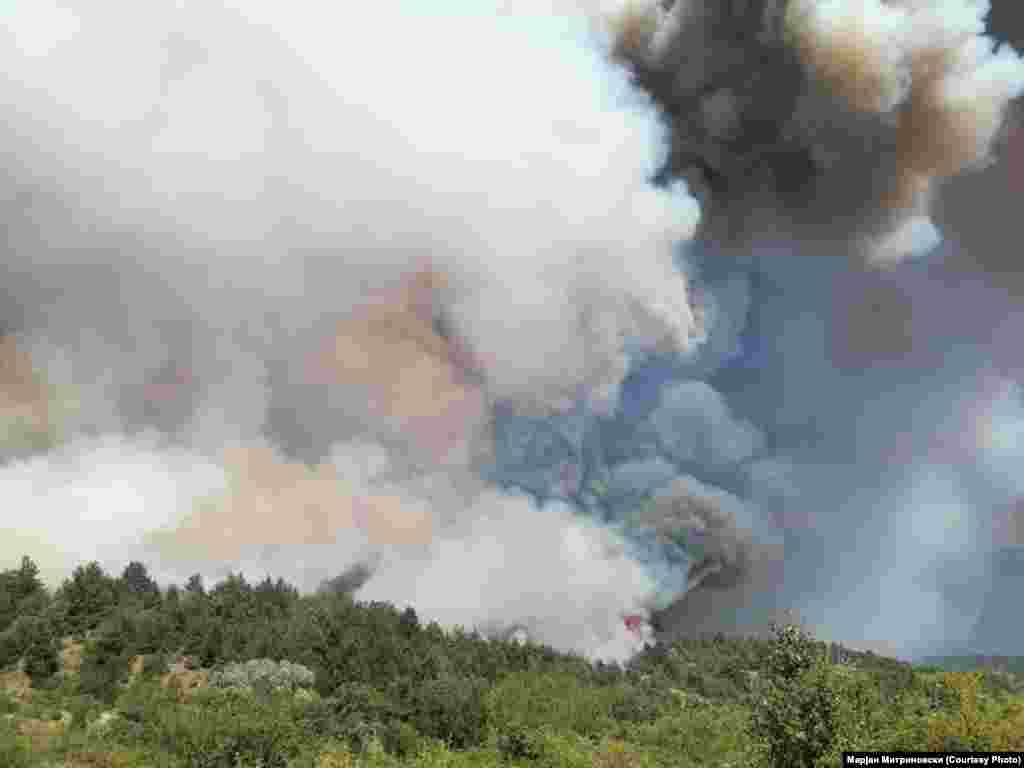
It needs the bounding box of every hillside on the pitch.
[3,556,1024,768]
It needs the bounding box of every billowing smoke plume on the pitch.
[612,0,1023,262]
[2,0,1023,662]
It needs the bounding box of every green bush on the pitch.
[140,652,170,680]
[622,704,753,767]
[496,722,546,762]
[406,676,489,749]
[486,671,614,740]
[156,690,307,768]
[115,679,179,734]
[23,631,59,684]
[606,682,673,724]
[332,681,404,724]
[61,693,105,733]
[0,689,18,715]
[77,611,138,702]
[0,727,32,768]
[379,719,422,758]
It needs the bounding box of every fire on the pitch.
[623,613,644,637]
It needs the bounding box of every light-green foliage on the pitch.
[749,623,839,768]
[209,658,317,696]
[0,726,33,768]
[485,671,615,739]
[152,687,308,767]
[624,703,753,767]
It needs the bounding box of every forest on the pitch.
[2,555,1023,768]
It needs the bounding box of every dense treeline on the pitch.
[2,555,1023,767]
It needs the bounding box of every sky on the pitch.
[1,0,1023,662]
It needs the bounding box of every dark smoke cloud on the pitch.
[614,0,1023,262]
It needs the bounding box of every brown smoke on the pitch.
[606,0,663,61]
[0,335,53,451]
[145,443,435,564]
[306,266,488,466]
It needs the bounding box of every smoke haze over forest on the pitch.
[1,0,1023,662]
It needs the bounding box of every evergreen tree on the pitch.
[185,573,205,597]
[119,560,161,609]
[23,631,59,685]
[78,609,136,702]
[0,556,47,633]
[55,561,118,637]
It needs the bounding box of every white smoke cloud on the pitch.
[357,492,658,662]
[2,0,702,425]
[0,434,225,587]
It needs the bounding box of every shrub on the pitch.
[496,723,545,762]
[0,689,18,715]
[140,653,170,679]
[77,611,136,703]
[379,719,421,758]
[606,682,673,724]
[486,671,614,740]
[0,728,32,768]
[406,676,489,749]
[156,690,306,768]
[209,658,316,695]
[922,672,1024,751]
[331,682,402,723]
[23,632,59,684]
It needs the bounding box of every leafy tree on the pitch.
[750,622,839,768]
